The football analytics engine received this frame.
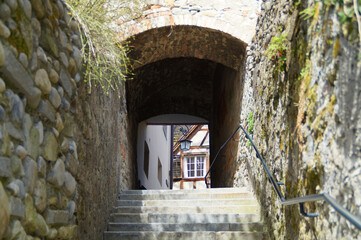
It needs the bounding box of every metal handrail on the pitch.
[205,123,361,230]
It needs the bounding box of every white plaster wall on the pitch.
[137,122,171,189]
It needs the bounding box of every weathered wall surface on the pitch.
[236,0,361,239]
[0,0,135,239]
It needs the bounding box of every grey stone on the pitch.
[47,228,57,239]
[0,157,11,177]
[47,159,65,188]
[37,47,47,63]
[29,51,38,72]
[5,18,17,31]
[17,10,34,56]
[33,179,47,212]
[11,95,25,124]
[38,100,56,122]
[57,0,64,18]
[23,157,37,194]
[45,209,69,225]
[6,122,25,141]
[61,139,69,153]
[0,106,5,121]
[35,121,43,145]
[0,20,11,38]
[59,52,69,68]
[62,114,74,137]
[15,179,26,199]
[42,0,53,16]
[0,124,11,156]
[9,220,27,240]
[19,52,28,67]
[0,46,41,108]
[35,69,51,94]
[42,131,57,162]
[59,30,68,48]
[49,68,59,84]
[59,69,74,97]
[63,171,76,196]
[72,46,82,69]
[35,213,49,236]
[53,60,60,72]
[31,0,45,19]
[15,145,27,159]
[0,77,5,92]
[49,87,61,109]
[68,58,77,77]
[0,41,4,66]
[55,113,64,133]
[31,18,41,37]
[0,4,11,21]
[61,98,70,112]
[10,155,24,177]
[37,156,46,177]
[74,73,81,83]
[52,127,59,138]
[5,89,14,109]
[40,28,59,57]
[58,86,64,97]
[9,196,25,219]
[68,200,76,216]
[0,182,10,239]
[5,0,17,10]
[19,0,32,19]
[71,34,81,48]
[6,181,19,196]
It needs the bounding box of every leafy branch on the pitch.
[64,0,144,96]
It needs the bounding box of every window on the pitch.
[184,155,206,178]
[144,141,149,178]
[173,155,181,178]
[158,158,162,186]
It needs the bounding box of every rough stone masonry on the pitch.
[0,0,135,239]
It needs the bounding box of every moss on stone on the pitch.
[306,84,318,124]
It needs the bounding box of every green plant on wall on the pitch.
[265,34,288,72]
[300,5,316,20]
[246,111,254,146]
[64,0,145,96]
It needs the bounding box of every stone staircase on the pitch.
[103,188,268,240]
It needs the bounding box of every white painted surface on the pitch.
[137,122,171,189]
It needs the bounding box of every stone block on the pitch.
[8,220,27,240]
[0,41,4,66]
[63,171,76,196]
[23,157,37,194]
[38,100,56,122]
[5,122,25,141]
[35,69,51,94]
[0,182,10,239]
[37,156,46,177]
[45,209,69,225]
[42,131,58,162]
[0,157,11,177]
[58,225,77,239]
[0,46,41,108]
[33,179,47,212]
[9,196,25,219]
[47,159,65,188]
[65,153,78,176]
[49,87,61,109]
[59,68,74,97]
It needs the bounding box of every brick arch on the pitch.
[127,25,247,70]
[116,1,258,70]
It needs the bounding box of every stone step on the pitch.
[113,205,259,214]
[104,231,269,240]
[116,198,256,207]
[119,187,250,196]
[107,222,264,232]
[110,213,260,223]
[118,191,253,200]
[110,213,260,224]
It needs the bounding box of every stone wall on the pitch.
[0,0,135,239]
[236,0,361,239]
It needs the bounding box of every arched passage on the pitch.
[126,25,247,187]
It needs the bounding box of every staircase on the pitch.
[103,188,268,240]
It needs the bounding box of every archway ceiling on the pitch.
[127,26,247,71]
